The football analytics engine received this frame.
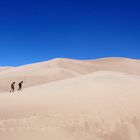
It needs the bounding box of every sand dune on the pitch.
[0,57,140,93]
[0,67,13,72]
[0,71,140,140]
[86,57,140,75]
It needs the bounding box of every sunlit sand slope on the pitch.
[0,71,140,140]
[0,57,140,93]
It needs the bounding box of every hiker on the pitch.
[18,81,24,91]
[10,82,16,93]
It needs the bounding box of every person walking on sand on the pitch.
[10,82,16,93]
[18,81,24,91]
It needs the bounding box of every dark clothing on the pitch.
[19,83,22,88]
[10,83,15,92]
[11,84,14,89]
[18,82,23,91]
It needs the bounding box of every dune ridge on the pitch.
[0,57,140,93]
[0,67,13,72]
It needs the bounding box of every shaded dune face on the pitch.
[0,57,140,93]
[0,71,140,140]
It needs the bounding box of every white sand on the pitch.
[0,69,140,140]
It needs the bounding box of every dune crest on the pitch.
[0,57,140,93]
[0,67,13,72]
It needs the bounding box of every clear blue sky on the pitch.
[0,0,140,66]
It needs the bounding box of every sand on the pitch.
[0,57,140,93]
[0,67,13,72]
[0,58,140,140]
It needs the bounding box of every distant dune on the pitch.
[86,57,140,75]
[0,67,13,72]
[0,57,140,93]
[0,71,140,140]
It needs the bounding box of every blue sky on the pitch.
[0,0,140,66]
